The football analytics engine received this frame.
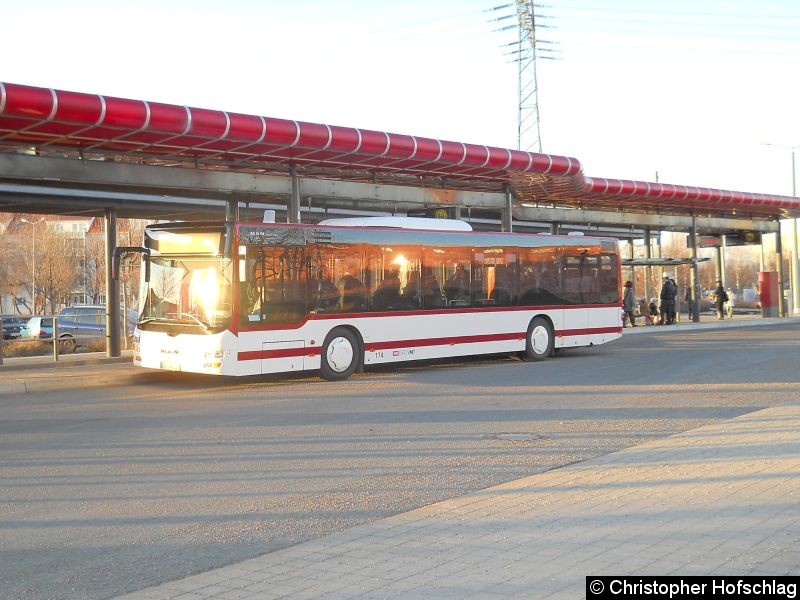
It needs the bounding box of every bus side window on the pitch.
[240,246,309,325]
[518,247,563,306]
[329,244,366,313]
[476,248,516,306]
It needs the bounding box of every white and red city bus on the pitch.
[125,217,622,380]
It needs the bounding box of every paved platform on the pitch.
[116,405,800,600]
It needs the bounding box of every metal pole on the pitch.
[225,197,239,222]
[122,281,129,350]
[791,149,799,315]
[776,227,785,317]
[31,226,36,314]
[720,235,727,289]
[627,238,634,283]
[689,219,700,322]
[288,166,301,224]
[104,208,121,357]
[644,228,652,303]
[502,184,513,232]
[52,318,59,361]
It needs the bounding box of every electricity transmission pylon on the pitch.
[514,0,545,153]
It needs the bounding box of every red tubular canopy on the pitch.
[1,81,799,219]
[0,82,579,181]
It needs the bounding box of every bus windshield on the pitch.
[139,255,234,330]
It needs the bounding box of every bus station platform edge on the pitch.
[115,405,800,599]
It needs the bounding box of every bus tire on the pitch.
[523,317,553,361]
[320,327,360,381]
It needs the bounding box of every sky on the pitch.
[3,0,800,197]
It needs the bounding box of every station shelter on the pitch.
[1,82,799,353]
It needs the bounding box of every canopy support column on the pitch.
[501,184,513,232]
[627,239,635,283]
[643,228,652,303]
[104,208,121,357]
[225,197,239,221]
[288,166,301,224]
[791,218,800,315]
[776,228,786,317]
[720,236,728,289]
[689,218,700,323]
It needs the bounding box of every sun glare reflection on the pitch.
[189,267,220,321]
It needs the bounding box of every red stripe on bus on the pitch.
[238,347,320,361]
[557,326,622,337]
[365,331,524,351]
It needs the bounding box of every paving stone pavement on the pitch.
[116,405,800,600]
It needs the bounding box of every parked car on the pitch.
[20,316,54,340]
[1,315,25,340]
[56,306,137,352]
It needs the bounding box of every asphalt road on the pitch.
[1,322,799,599]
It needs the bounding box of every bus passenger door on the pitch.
[560,249,590,347]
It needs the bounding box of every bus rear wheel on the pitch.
[320,327,360,381]
[523,317,553,361]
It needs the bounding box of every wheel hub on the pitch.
[530,326,549,354]
[327,336,354,372]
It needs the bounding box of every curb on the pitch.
[0,354,133,372]
[0,363,158,396]
[621,315,792,334]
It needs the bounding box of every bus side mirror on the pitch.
[113,246,150,282]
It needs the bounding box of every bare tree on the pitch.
[84,218,148,308]
[0,233,32,313]
[35,228,80,313]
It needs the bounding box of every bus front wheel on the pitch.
[320,327,360,381]
[523,317,553,361]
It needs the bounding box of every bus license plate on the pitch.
[160,359,181,371]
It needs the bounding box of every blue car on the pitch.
[56,306,137,352]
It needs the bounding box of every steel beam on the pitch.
[0,153,506,210]
[514,205,779,233]
[0,153,782,236]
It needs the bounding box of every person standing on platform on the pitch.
[712,280,728,320]
[623,281,636,327]
[669,278,678,324]
[659,277,674,325]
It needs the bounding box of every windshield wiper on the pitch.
[166,312,212,329]
[138,317,162,325]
